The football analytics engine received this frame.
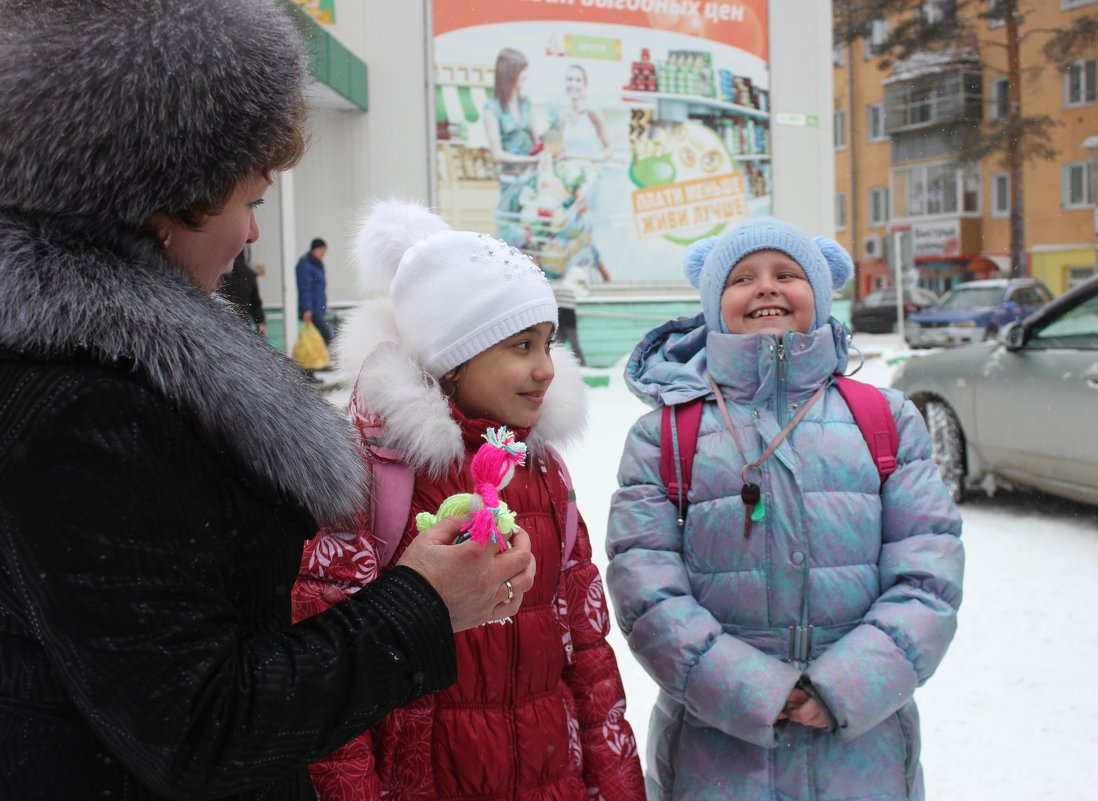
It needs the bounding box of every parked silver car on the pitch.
[892,274,1098,506]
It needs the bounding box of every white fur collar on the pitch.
[0,213,366,526]
[333,297,589,479]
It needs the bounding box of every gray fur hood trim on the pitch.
[0,213,366,527]
[334,297,589,479]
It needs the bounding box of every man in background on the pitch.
[296,237,331,344]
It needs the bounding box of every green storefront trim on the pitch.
[277,0,368,111]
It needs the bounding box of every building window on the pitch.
[836,192,847,231]
[869,187,890,226]
[884,70,983,133]
[986,0,1005,28]
[834,110,847,150]
[833,41,845,67]
[1064,59,1097,107]
[892,162,980,218]
[867,103,886,141]
[989,77,1009,121]
[1062,160,1095,209]
[864,17,889,60]
[991,172,1010,217]
[918,0,957,31]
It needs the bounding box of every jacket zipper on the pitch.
[775,341,788,426]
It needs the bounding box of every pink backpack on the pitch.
[661,376,897,520]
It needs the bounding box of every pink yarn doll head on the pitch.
[461,427,528,551]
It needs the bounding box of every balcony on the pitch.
[883,50,982,135]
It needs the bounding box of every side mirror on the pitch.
[1000,321,1025,350]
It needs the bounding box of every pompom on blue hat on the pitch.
[683,217,854,333]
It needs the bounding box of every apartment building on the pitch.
[834,0,1098,298]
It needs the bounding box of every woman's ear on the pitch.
[146,212,174,248]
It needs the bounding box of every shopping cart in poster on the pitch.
[493,160,596,281]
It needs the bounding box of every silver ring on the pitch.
[504,579,514,603]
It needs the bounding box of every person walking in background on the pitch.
[297,236,332,343]
[219,246,267,335]
[292,200,645,801]
[606,218,964,801]
[0,3,534,799]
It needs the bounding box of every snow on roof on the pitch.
[884,47,981,84]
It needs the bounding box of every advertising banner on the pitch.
[433,0,771,284]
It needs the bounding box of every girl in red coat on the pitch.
[292,201,645,801]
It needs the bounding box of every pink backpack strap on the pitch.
[660,398,704,525]
[350,387,414,567]
[834,376,898,484]
[543,446,578,566]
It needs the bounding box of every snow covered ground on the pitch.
[561,331,1098,801]
[329,330,1098,799]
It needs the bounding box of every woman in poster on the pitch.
[483,47,542,214]
[558,64,613,164]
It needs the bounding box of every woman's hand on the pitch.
[396,517,536,631]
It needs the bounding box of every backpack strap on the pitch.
[834,376,898,484]
[349,386,415,567]
[660,398,705,525]
[543,446,578,566]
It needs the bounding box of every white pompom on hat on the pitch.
[353,201,558,377]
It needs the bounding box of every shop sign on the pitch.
[911,219,961,258]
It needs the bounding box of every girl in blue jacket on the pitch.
[606,217,964,801]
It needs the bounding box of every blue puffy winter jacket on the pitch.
[606,315,964,801]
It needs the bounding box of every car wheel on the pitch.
[924,401,965,503]
[983,325,998,341]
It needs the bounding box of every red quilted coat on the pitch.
[293,395,644,801]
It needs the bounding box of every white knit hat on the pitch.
[354,201,558,377]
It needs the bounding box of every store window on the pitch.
[892,162,980,218]
[834,110,847,150]
[1067,266,1095,289]
[864,17,889,60]
[867,103,886,141]
[869,187,890,226]
[991,172,1010,217]
[1062,160,1095,209]
[836,192,847,231]
[1064,59,1097,107]
[989,77,1009,121]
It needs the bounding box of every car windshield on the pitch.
[1028,292,1098,349]
[937,286,1003,309]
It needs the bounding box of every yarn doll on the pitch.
[415,427,526,551]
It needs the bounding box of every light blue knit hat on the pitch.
[683,216,854,333]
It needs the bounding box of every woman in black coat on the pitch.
[0,2,533,799]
